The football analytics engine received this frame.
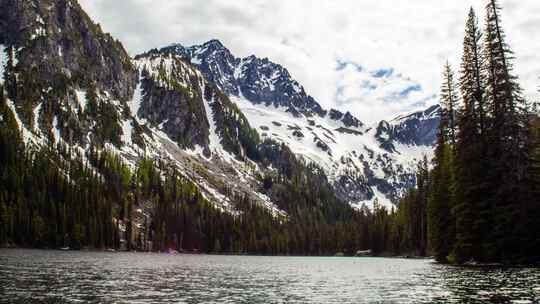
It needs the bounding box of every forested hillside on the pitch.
[0,0,537,262]
[0,83,426,255]
[0,0,425,256]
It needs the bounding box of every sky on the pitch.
[78,0,540,123]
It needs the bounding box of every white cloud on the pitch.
[79,0,540,123]
[334,62,438,122]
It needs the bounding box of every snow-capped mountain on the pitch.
[0,0,439,214]
[160,40,360,127]
[149,40,440,208]
[375,105,440,153]
[129,51,287,215]
[0,0,282,217]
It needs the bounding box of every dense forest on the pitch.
[397,0,540,264]
[0,82,430,256]
[1,0,538,264]
[0,82,423,256]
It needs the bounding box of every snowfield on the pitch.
[229,95,432,208]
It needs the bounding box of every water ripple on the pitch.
[0,250,538,303]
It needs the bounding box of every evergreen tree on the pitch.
[428,64,457,262]
[459,8,486,134]
[527,116,540,261]
[453,8,486,263]
[482,0,531,261]
[416,157,430,256]
[440,62,459,146]
[394,0,540,264]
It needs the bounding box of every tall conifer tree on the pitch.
[454,8,486,263]
[482,0,531,261]
[428,64,457,262]
[440,62,459,146]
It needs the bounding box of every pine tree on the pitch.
[459,8,485,134]
[515,83,540,262]
[528,116,540,260]
[428,64,457,262]
[453,8,486,263]
[416,157,430,256]
[482,0,531,261]
[440,62,459,146]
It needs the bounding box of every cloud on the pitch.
[334,61,438,121]
[79,0,540,123]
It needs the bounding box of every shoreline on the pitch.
[2,247,538,268]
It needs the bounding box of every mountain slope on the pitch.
[0,0,273,216]
[2,0,377,254]
[155,40,439,207]
[0,0,442,255]
[0,0,361,219]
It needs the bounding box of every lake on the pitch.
[0,249,538,303]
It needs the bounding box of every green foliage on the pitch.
[391,159,430,256]
[208,87,261,160]
[402,1,540,264]
[0,91,412,255]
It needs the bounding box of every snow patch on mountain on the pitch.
[121,119,133,145]
[136,54,201,92]
[200,81,238,162]
[0,44,6,84]
[128,80,143,118]
[33,102,42,133]
[353,187,395,211]
[391,104,440,124]
[75,90,87,112]
[162,40,438,206]
[230,94,432,206]
[6,99,43,146]
[52,116,61,145]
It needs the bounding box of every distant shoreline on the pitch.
[3,247,539,268]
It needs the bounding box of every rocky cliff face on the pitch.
[135,52,211,151]
[0,0,137,101]
[1,0,439,213]
[160,40,439,207]
[134,50,261,161]
[0,0,138,150]
[375,105,440,152]
[160,40,361,122]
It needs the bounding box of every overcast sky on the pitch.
[79,0,540,123]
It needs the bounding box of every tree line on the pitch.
[2,0,537,263]
[398,0,540,264]
[0,83,424,256]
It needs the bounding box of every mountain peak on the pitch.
[202,39,225,49]
[152,40,331,117]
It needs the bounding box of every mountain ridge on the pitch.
[1,0,439,212]
[0,0,441,255]
[147,39,440,206]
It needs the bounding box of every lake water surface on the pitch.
[0,249,539,303]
